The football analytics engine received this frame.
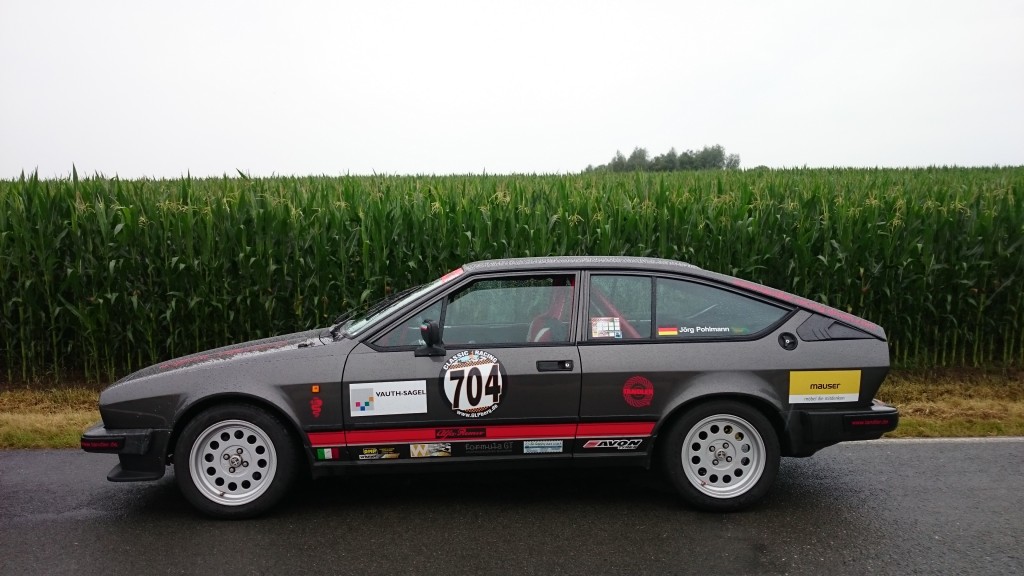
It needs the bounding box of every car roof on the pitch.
[463,256,702,275]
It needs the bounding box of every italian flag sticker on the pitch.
[316,447,339,460]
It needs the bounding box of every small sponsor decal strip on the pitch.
[357,446,401,460]
[410,443,452,458]
[464,441,517,455]
[582,438,644,450]
[523,440,563,454]
[789,370,861,403]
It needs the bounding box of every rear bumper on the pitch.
[787,399,899,456]
[81,422,170,482]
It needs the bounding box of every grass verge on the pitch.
[1,370,1021,448]
[877,370,1024,437]
[0,387,100,449]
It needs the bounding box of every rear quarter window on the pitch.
[655,278,789,339]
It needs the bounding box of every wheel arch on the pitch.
[652,393,790,467]
[166,392,307,465]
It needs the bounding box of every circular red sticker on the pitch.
[622,376,654,408]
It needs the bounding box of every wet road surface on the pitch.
[1,438,1022,575]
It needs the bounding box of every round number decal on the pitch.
[442,350,505,418]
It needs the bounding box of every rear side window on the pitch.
[588,275,652,340]
[655,278,788,339]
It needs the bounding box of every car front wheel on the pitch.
[173,404,297,519]
[661,400,780,512]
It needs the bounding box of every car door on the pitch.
[574,272,660,459]
[340,271,582,462]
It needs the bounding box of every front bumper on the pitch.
[787,399,899,456]
[81,423,170,482]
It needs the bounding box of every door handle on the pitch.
[537,360,573,371]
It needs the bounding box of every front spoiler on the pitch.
[81,423,170,482]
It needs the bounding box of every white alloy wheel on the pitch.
[681,413,766,498]
[661,400,780,512]
[188,419,278,506]
[174,404,296,518]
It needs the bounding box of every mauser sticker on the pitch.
[441,350,505,418]
[789,370,861,403]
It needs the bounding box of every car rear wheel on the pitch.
[174,404,297,519]
[661,400,780,512]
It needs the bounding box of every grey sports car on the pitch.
[81,256,898,518]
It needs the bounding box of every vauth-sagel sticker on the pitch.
[350,380,428,416]
[789,370,861,403]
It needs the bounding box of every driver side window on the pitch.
[374,274,575,348]
[443,275,574,345]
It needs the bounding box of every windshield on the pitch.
[341,280,442,337]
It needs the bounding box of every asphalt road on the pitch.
[1,438,1022,576]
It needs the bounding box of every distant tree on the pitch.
[626,147,649,171]
[584,144,739,173]
[694,145,725,170]
[610,151,628,172]
[677,150,696,171]
[651,148,678,172]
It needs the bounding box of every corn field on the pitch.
[1,168,1022,383]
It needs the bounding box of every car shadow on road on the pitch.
[108,456,868,523]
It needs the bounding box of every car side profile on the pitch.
[81,256,899,518]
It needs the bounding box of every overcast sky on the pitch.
[1,0,1022,179]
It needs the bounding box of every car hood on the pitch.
[111,328,331,386]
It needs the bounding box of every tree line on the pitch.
[585,145,740,172]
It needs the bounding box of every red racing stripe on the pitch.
[307,421,656,447]
[346,423,578,445]
[308,431,345,447]
[576,422,655,437]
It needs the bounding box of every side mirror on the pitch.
[414,320,446,357]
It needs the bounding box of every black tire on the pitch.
[660,400,780,512]
[173,403,297,519]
